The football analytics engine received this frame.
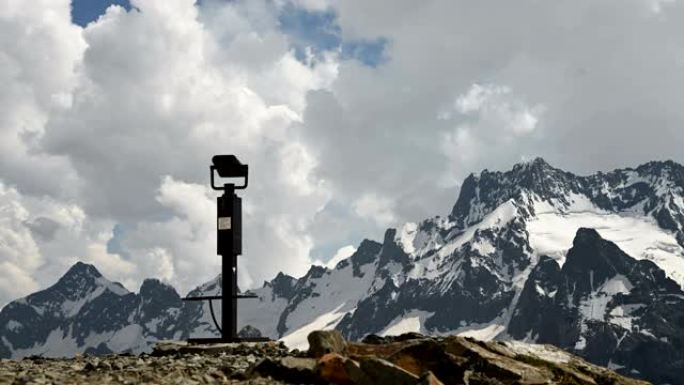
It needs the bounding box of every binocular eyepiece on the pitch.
[211,155,248,190]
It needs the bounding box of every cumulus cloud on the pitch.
[2,0,684,307]
[0,0,337,305]
[447,83,543,136]
[296,0,684,224]
[438,83,545,186]
[313,244,356,269]
[0,183,42,300]
[352,193,397,227]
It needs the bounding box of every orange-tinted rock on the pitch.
[357,356,420,385]
[316,353,354,385]
[387,339,467,383]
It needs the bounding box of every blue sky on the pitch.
[71,0,386,67]
[71,0,132,27]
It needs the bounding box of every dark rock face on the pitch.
[449,158,582,227]
[276,265,332,337]
[509,228,684,384]
[350,240,383,278]
[377,229,411,268]
[337,279,401,341]
[450,158,684,247]
[508,256,575,346]
[264,273,297,301]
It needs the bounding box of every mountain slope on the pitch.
[2,158,684,384]
[509,228,684,383]
[0,262,219,358]
[238,158,684,383]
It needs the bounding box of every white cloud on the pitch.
[443,83,544,135]
[0,0,338,305]
[438,84,544,187]
[352,193,397,227]
[326,245,356,269]
[0,183,42,301]
[455,84,511,114]
[2,0,684,306]
[0,180,135,306]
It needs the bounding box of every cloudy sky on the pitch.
[1,0,683,307]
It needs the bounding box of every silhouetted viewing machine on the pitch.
[183,155,268,343]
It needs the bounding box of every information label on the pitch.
[218,217,232,230]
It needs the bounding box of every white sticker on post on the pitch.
[218,217,232,230]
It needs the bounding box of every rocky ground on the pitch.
[0,341,291,385]
[0,332,649,385]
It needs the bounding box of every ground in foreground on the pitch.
[0,332,649,385]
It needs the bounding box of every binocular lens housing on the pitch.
[212,155,248,178]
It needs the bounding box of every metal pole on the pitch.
[219,184,235,341]
[232,252,238,339]
[184,156,267,344]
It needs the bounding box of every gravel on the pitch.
[0,342,294,385]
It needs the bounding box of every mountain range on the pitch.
[2,158,683,384]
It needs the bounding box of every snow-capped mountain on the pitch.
[0,262,220,358]
[2,158,684,384]
[238,158,684,384]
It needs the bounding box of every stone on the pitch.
[315,353,355,385]
[457,337,559,384]
[387,339,467,384]
[151,340,189,356]
[357,356,420,385]
[307,330,347,358]
[0,335,650,385]
[247,356,325,384]
[360,334,387,345]
[348,339,421,359]
[238,325,263,339]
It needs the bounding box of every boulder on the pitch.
[241,331,651,385]
[247,356,325,384]
[308,330,348,358]
[357,356,420,385]
[237,325,263,339]
[315,353,367,385]
[387,339,467,384]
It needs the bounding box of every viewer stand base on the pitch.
[183,294,268,343]
[186,337,271,344]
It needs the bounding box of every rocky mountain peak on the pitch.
[58,262,102,283]
[562,228,626,294]
[635,159,684,179]
[49,262,119,301]
[512,156,554,172]
[571,227,602,245]
[264,272,297,299]
[347,239,382,277]
[139,279,179,301]
[449,158,579,226]
[377,228,410,267]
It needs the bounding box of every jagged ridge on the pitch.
[2,158,684,384]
